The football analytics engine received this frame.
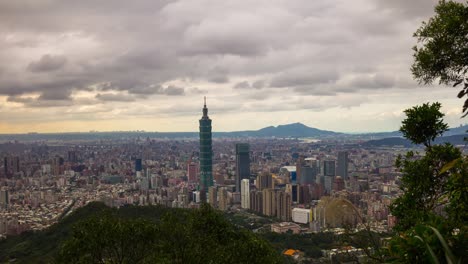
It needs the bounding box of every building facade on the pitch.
[337,151,349,180]
[199,98,213,192]
[241,179,250,209]
[323,160,336,176]
[235,143,250,192]
[187,162,198,183]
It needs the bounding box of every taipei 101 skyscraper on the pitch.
[199,97,213,193]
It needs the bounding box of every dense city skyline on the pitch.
[0,0,466,134]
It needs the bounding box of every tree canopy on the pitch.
[411,0,468,115]
[399,102,449,148]
[56,203,282,264]
[389,102,467,263]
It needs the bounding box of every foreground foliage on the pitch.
[388,102,467,263]
[411,0,468,115]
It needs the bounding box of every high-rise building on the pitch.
[218,187,228,211]
[337,151,349,180]
[3,156,20,177]
[187,162,198,183]
[67,151,78,163]
[241,179,250,209]
[262,189,276,216]
[135,159,143,172]
[296,156,305,184]
[235,143,250,192]
[323,160,336,176]
[299,185,311,204]
[299,166,317,185]
[324,176,333,194]
[250,190,263,213]
[256,173,273,191]
[276,191,292,221]
[286,184,299,203]
[0,188,8,209]
[199,97,213,192]
[208,186,217,208]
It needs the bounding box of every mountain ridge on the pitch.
[0,123,466,141]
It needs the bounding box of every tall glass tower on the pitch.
[235,143,250,192]
[199,97,213,192]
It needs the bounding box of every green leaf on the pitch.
[440,158,460,175]
[427,226,456,264]
[414,235,440,264]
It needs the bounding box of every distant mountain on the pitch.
[358,131,402,138]
[444,124,468,136]
[358,124,468,139]
[0,123,341,141]
[0,123,466,141]
[362,134,467,147]
[246,122,341,138]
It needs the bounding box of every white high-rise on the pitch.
[241,179,250,209]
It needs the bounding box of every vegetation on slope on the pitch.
[0,202,282,264]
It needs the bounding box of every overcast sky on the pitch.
[0,0,465,133]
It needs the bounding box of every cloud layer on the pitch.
[0,0,464,133]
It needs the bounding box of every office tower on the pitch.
[337,151,349,180]
[299,166,317,185]
[218,187,228,211]
[256,173,273,191]
[3,156,20,177]
[296,156,305,184]
[324,176,333,194]
[286,184,299,203]
[67,151,78,163]
[323,160,336,176]
[250,190,263,213]
[276,191,292,221]
[299,185,311,204]
[52,156,64,176]
[187,162,198,183]
[208,186,217,208]
[241,179,250,209]
[140,177,149,191]
[262,189,276,216]
[0,188,8,208]
[135,159,142,172]
[235,143,250,192]
[199,97,213,192]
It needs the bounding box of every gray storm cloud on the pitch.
[0,0,461,132]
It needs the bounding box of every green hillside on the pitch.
[0,202,283,264]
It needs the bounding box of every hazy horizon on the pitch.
[0,121,466,135]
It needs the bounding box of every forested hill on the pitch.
[0,202,282,264]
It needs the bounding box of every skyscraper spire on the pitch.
[202,96,208,118]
